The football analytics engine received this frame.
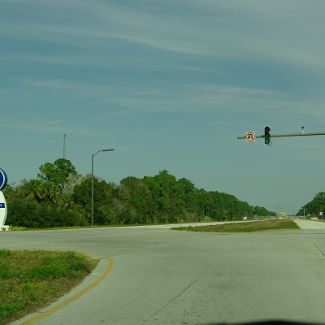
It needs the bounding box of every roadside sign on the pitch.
[245,131,256,143]
[0,191,7,226]
[0,169,7,190]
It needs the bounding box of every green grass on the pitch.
[172,219,299,233]
[9,221,207,232]
[0,250,97,324]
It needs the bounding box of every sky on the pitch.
[1,0,325,214]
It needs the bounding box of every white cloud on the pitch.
[16,77,325,128]
[19,77,288,108]
[2,1,325,132]
[1,0,325,72]
[0,117,93,137]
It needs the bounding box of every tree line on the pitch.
[3,159,275,228]
[297,192,325,218]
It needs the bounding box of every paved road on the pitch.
[294,219,325,231]
[1,221,325,324]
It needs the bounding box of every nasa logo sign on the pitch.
[0,169,8,190]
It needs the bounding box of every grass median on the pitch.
[0,250,97,324]
[172,219,299,233]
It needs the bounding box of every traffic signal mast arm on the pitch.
[237,131,325,140]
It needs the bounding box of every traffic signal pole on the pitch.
[237,130,325,140]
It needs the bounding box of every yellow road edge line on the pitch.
[21,258,115,325]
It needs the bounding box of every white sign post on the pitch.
[0,169,9,231]
[0,191,8,230]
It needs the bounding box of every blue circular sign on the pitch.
[0,169,8,190]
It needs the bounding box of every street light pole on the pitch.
[91,148,114,226]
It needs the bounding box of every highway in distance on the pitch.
[1,220,325,325]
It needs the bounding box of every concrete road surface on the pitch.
[1,221,325,325]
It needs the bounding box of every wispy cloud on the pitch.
[1,0,325,72]
[19,77,289,109]
[17,77,325,122]
[0,117,93,137]
[2,1,325,134]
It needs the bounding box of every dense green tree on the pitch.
[297,192,325,217]
[73,176,116,225]
[8,179,60,205]
[5,161,275,227]
[6,198,84,228]
[254,206,275,216]
[119,176,152,223]
[6,159,84,227]
[142,170,193,222]
[38,158,78,189]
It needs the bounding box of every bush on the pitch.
[0,250,10,257]
[7,198,85,228]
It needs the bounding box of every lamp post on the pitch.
[91,148,114,226]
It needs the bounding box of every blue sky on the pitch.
[1,0,325,214]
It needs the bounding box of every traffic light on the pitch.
[264,126,271,145]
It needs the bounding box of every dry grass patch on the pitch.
[0,250,97,324]
[173,219,299,233]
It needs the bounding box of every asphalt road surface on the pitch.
[1,220,325,325]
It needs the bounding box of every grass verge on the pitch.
[0,250,98,324]
[172,219,299,233]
